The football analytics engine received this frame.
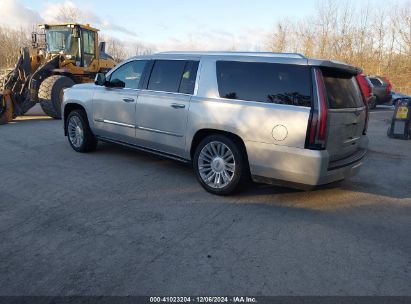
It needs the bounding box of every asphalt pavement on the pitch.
[0,107,410,296]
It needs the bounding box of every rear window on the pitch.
[322,70,364,109]
[216,61,312,107]
[370,78,383,86]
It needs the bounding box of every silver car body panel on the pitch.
[135,90,191,156]
[92,86,138,142]
[63,52,368,188]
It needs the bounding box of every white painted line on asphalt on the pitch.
[370,111,393,114]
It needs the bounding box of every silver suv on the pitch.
[63,52,369,195]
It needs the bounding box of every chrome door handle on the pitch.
[123,98,135,103]
[171,103,185,109]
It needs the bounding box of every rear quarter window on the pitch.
[322,69,364,109]
[216,61,312,107]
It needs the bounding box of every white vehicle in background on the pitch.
[391,91,410,106]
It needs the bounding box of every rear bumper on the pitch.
[246,136,369,188]
[377,93,393,105]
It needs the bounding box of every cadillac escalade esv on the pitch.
[63,52,368,195]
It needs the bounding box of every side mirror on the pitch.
[95,73,106,86]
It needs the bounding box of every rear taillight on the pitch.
[308,112,318,144]
[358,77,370,135]
[384,77,392,93]
[306,68,328,149]
[316,69,328,142]
[363,98,369,135]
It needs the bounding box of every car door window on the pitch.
[108,60,147,89]
[179,61,199,94]
[147,60,186,93]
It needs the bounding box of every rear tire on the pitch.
[193,134,248,195]
[368,98,377,110]
[66,109,97,153]
[39,75,75,119]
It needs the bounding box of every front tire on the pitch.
[193,134,248,195]
[39,75,75,119]
[66,109,97,153]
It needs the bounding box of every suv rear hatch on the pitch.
[323,68,367,162]
[308,66,367,163]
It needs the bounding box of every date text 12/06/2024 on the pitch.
[149,296,258,303]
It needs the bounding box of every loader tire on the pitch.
[39,75,75,119]
[0,97,14,125]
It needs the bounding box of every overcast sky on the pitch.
[0,0,409,51]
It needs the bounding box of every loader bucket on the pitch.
[0,93,14,125]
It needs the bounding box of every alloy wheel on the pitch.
[198,141,236,189]
[68,115,84,148]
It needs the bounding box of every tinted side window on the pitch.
[322,70,364,109]
[179,61,199,94]
[109,60,147,89]
[82,30,95,67]
[216,61,312,107]
[82,30,95,55]
[148,60,186,93]
[370,78,382,86]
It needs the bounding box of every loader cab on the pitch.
[39,24,98,70]
[41,25,80,62]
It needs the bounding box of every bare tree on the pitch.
[55,5,81,23]
[130,41,155,56]
[107,38,127,62]
[0,26,31,69]
[265,0,411,94]
[267,22,289,52]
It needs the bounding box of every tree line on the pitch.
[0,25,153,68]
[266,0,411,94]
[1,0,410,94]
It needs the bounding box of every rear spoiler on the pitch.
[307,59,362,76]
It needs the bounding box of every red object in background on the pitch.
[383,77,393,93]
[356,74,373,102]
[355,74,371,135]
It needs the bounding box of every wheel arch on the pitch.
[190,128,250,162]
[64,103,87,136]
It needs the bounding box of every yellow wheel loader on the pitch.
[0,23,116,124]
